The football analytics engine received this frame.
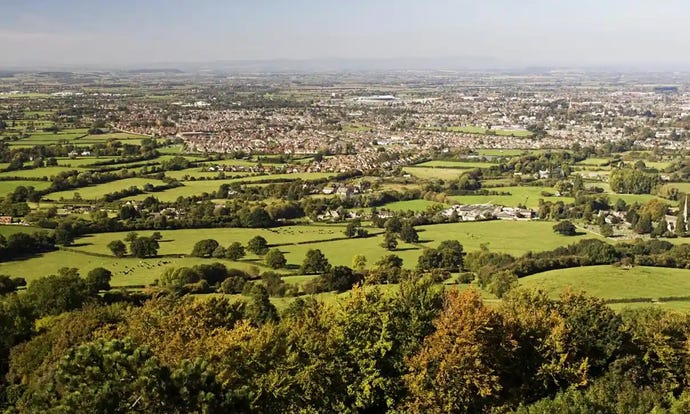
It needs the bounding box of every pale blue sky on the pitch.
[1,0,689,68]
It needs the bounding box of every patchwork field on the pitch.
[125,173,336,202]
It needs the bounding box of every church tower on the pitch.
[683,194,688,230]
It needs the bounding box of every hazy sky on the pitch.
[2,0,689,68]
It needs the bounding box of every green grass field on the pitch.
[157,145,185,154]
[576,158,611,166]
[13,131,88,145]
[403,167,466,180]
[448,186,572,208]
[0,225,46,237]
[56,157,117,167]
[482,178,515,187]
[381,199,446,212]
[476,149,526,157]
[80,132,148,141]
[0,180,52,197]
[199,159,264,167]
[645,161,673,171]
[45,178,168,201]
[607,300,690,312]
[427,126,532,137]
[0,113,143,150]
[661,182,690,194]
[0,220,599,286]
[269,220,598,276]
[520,265,690,300]
[416,220,601,256]
[0,166,81,179]
[70,225,359,257]
[164,169,249,180]
[0,250,258,287]
[584,182,669,206]
[125,173,336,202]
[414,160,498,168]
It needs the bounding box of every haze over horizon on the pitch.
[2,0,689,71]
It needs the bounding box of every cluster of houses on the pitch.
[321,185,362,198]
[107,73,690,174]
[68,150,93,158]
[441,204,535,221]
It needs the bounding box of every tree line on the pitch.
[4,273,690,412]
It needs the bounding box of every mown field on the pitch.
[520,265,690,300]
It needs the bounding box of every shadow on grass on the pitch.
[0,252,48,263]
[392,247,420,252]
